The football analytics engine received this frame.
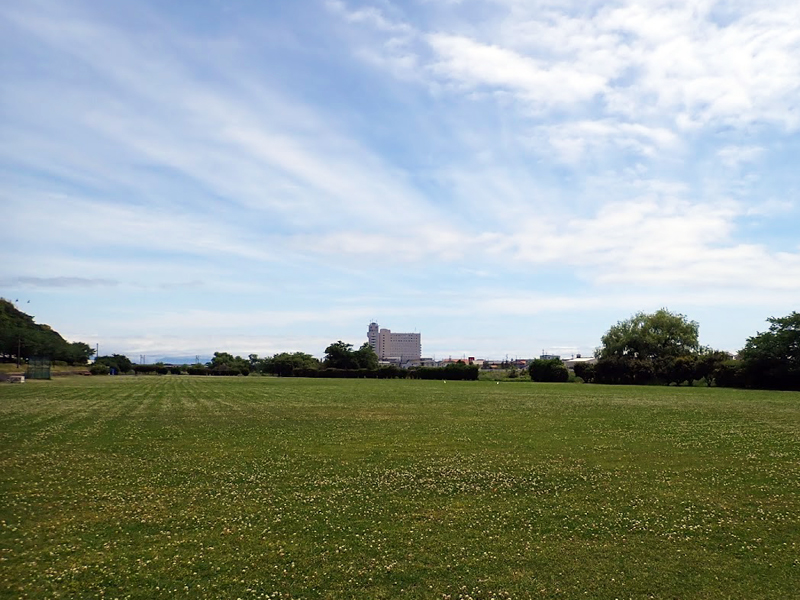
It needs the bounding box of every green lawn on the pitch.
[1,377,798,599]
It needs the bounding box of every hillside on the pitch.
[0,298,92,364]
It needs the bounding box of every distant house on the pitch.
[563,355,598,370]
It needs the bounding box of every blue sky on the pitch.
[2,0,799,360]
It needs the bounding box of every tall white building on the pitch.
[367,322,421,361]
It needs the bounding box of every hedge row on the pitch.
[275,364,479,380]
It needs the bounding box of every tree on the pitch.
[594,309,700,385]
[528,358,569,382]
[738,312,800,390]
[0,298,94,365]
[353,343,379,370]
[66,342,95,364]
[598,308,700,361]
[324,341,359,370]
[573,362,595,383]
[695,349,732,387]
[95,354,133,373]
[264,352,320,377]
[207,351,250,375]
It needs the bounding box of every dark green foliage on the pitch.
[264,352,320,376]
[572,362,595,383]
[695,350,733,387]
[599,308,700,360]
[714,360,745,388]
[353,343,379,370]
[528,358,569,382]
[94,354,133,374]
[411,363,479,380]
[323,341,358,369]
[594,309,709,386]
[322,341,379,370]
[738,312,800,390]
[662,354,698,385]
[0,298,94,364]
[208,351,250,373]
[89,364,110,375]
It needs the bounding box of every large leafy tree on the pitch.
[353,343,379,370]
[207,351,250,374]
[264,352,320,376]
[739,312,800,390]
[322,341,379,370]
[528,358,569,382]
[598,308,699,361]
[594,309,703,385]
[95,353,134,373]
[323,341,359,369]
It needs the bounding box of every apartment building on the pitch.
[367,322,421,361]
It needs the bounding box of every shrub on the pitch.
[411,364,479,381]
[528,358,569,382]
[90,364,110,375]
[715,360,745,388]
[573,362,595,383]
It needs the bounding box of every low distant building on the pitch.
[562,355,598,370]
[368,322,421,362]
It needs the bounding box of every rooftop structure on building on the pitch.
[368,322,421,363]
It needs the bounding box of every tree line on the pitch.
[0,299,94,365]
[527,308,799,391]
[10,293,794,389]
[94,341,479,381]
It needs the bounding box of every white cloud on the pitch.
[3,0,799,359]
[427,33,607,109]
[531,119,679,163]
[717,145,764,168]
[333,0,800,131]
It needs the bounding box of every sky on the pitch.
[1,0,799,361]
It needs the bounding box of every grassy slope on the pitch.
[1,377,798,599]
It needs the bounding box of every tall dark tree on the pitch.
[264,352,320,376]
[95,354,134,373]
[739,312,800,390]
[324,341,359,370]
[528,358,569,382]
[353,343,379,370]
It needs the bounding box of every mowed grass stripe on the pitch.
[1,377,798,599]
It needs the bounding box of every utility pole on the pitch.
[17,336,21,368]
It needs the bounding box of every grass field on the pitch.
[1,377,798,599]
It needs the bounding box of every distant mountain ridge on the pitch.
[147,355,212,365]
